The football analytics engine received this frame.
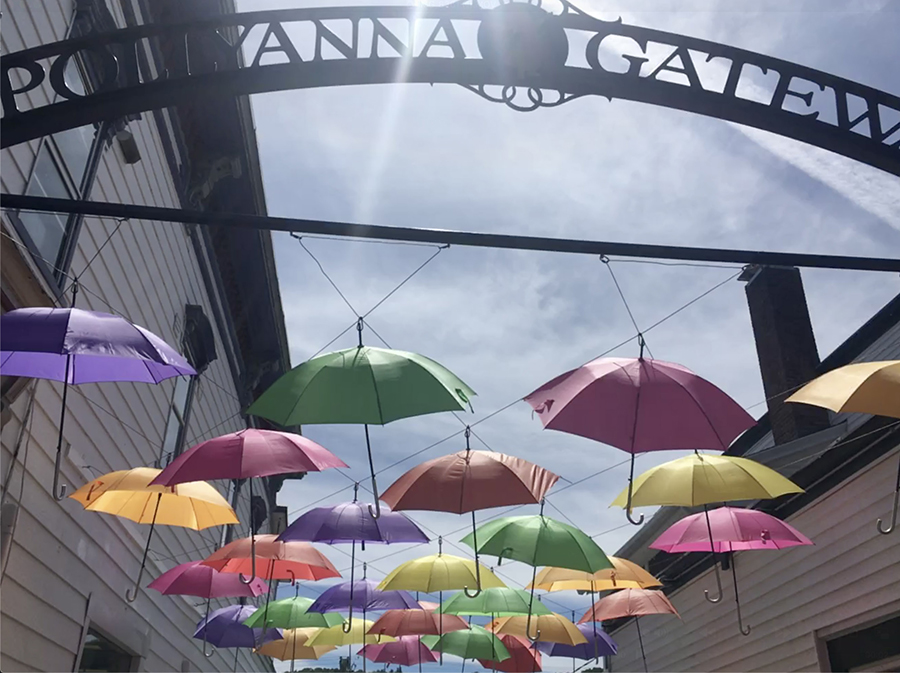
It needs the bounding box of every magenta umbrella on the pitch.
[525,353,754,526]
[152,429,348,585]
[650,507,813,636]
[149,560,269,657]
[0,305,195,501]
[359,635,439,671]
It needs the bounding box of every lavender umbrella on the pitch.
[536,623,617,660]
[0,305,194,500]
[309,577,420,614]
[193,605,282,651]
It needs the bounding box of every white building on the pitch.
[1,1,292,671]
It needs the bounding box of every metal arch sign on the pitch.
[2,0,899,176]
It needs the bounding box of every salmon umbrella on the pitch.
[579,588,679,673]
[152,428,347,585]
[367,609,469,637]
[611,452,803,603]
[382,429,559,595]
[525,352,754,526]
[787,361,900,534]
[0,305,195,501]
[202,535,340,582]
[247,320,477,520]
[359,635,439,671]
[478,634,542,673]
[528,557,662,593]
[488,614,587,645]
[69,467,237,602]
[650,506,813,635]
[254,628,335,672]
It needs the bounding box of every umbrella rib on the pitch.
[653,367,731,450]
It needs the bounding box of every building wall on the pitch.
[1,2,275,671]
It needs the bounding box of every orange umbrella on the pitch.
[202,535,341,582]
[478,634,542,673]
[368,609,469,637]
[579,589,678,673]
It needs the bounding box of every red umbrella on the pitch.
[201,535,341,582]
[579,589,678,673]
[525,354,754,527]
[359,635,439,670]
[152,429,348,583]
[478,634,542,673]
[381,428,559,595]
[368,609,469,636]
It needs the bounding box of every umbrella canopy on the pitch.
[438,588,552,617]
[0,307,195,384]
[305,620,394,647]
[528,557,661,593]
[524,357,753,453]
[242,597,345,629]
[202,535,341,582]
[478,634,542,672]
[277,500,429,545]
[536,624,617,659]
[381,450,559,514]
[461,515,612,573]
[255,628,335,661]
[422,625,510,662]
[579,589,679,622]
[359,635,440,666]
[489,614,587,645]
[148,561,268,598]
[377,553,506,593]
[193,605,282,649]
[309,579,420,614]
[247,346,476,426]
[69,467,237,529]
[368,609,469,637]
[151,429,347,485]
[651,506,814,553]
[610,453,804,509]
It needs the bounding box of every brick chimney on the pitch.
[740,265,831,444]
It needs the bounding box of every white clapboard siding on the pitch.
[609,447,900,672]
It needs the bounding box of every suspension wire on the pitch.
[601,255,654,359]
[60,217,129,297]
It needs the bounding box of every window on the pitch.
[160,374,197,463]
[826,615,900,672]
[79,628,135,672]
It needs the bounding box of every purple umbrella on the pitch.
[0,305,194,500]
[536,623,617,660]
[309,577,420,614]
[193,605,282,652]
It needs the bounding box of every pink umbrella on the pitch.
[359,635,439,671]
[650,507,813,636]
[152,429,348,584]
[525,354,754,526]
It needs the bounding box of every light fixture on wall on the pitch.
[116,127,141,164]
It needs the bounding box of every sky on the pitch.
[235,0,900,669]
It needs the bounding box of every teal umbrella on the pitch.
[437,588,553,617]
[241,595,345,630]
[247,320,476,518]
[422,625,511,663]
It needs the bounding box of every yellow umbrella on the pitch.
[377,552,506,593]
[787,361,900,534]
[69,467,238,601]
[610,453,802,604]
[488,613,587,645]
[527,557,662,593]
[255,628,335,667]
[305,620,395,647]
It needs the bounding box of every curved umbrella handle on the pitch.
[342,611,354,634]
[363,425,381,520]
[342,541,356,633]
[52,446,68,501]
[287,568,297,586]
[239,478,257,585]
[202,595,215,657]
[126,495,161,602]
[464,511,482,598]
[730,552,751,636]
[52,364,72,502]
[625,455,644,526]
[702,506,722,603]
[703,562,723,604]
[524,614,542,643]
[877,460,900,535]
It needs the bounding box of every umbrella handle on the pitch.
[876,461,900,535]
[52,363,72,501]
[464,511,482,598]
[125,495,160,602]
[287,568,297,586]
[703,563,723,604]
[625,455,644,526]
[202,595,215,656]
[730,554,751,636]
[703,506,722,603]
[240,479,257,584]
[364,425,382,520]
[52,443,68,501]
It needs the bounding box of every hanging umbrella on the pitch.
[419,601,440,612]
[367,609,469,636]
[422,624,511,663]
[382,428,559,595]
[193,605,282,651]
[151,428,347,584]
[69,467,237,602]
[525,353,754,525]
[309,577,421,614]
[610,452,803,603]
[478,634,542,672]
[579,589,679,673]
[242,596,345,630]
[650,506,813,635]
[438,588,552,618]
[255,628,336,672]
[359,635,440,669]
[276,485,429,633]
[528,557,662,593]
[535,623,617,659]
[305,620,394,647]
[1,305,195,501]
[488,613,587,645]
[786,360,900,534]
[202,535,341,582]
[247,321,477,519]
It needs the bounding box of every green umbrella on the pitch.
[241,596,345,629]
[422,625,511,662]
[247,321,476,518]
[437,588,552,617]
